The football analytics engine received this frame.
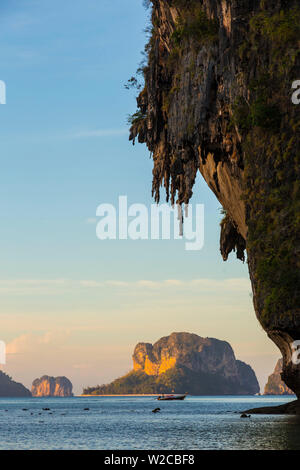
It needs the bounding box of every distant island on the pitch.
[0,371,31,397]
[83,332,259,395]
[32,375,73,397]
[264,359,295,395]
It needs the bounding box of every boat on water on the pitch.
[157,394,187,401]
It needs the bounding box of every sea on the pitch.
[0,395,299,450]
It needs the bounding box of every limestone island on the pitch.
[83,332,259,396]
[32,375,73,397]
[0,371,31,397]
[264,359,295,396]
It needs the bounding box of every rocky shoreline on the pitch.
[242,400,300,415]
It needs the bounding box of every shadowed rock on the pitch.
[264,359,295,396]
[242,400,300,415]
[0,371,31,397]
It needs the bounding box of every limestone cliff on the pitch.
[31,376,73,397]
[129,0,300,396]
[264,359,294,395]
[134,332,243,379]
[83,332,259,395]
[0,371,31,397]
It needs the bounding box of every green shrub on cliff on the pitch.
[250,7,300,46]
[248,6,300,75]
[232,97,281,132]
[236,3,300,324]
[82,365,258,396]
[171,5,218,48]
[243,116,300,324]
[127,110,147,127]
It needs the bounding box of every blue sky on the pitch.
[0,0,278,393]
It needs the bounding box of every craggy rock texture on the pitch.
[83,332,259,395]
[0,371,31,397]
[32,376,73,397]
[133,332,251,381]
[129,0,300,397]
[264,358,294,395]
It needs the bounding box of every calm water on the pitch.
[0,395,299,450]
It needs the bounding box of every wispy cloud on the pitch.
[70,129,128,139]
[0,278,251,295]
[6,329,70,355]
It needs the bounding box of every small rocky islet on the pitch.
[0,372,73,398]
[31,375,73,397]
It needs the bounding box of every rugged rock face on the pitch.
[0,371,31,397]
[129,0,300,396]
[31,376,73,397]
[83,332,259,395]
[264,359,294,395]
[134,332,245,379]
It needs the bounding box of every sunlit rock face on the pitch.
[31,376,73,397]
[264,359,295,395]
[129,0,300,396]
[133,332,238,377]
[132,332,259,394]
[84,332,259,395]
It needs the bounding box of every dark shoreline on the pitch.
[242,399,300,415]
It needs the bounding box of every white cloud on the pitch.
[190,278,251,291]
[6,330,70,355]
[105,280,129,287]
[136,280,160,289]
[0,279,68,295]
[163,279,184,286]
[79,280,103,288]
[71,129,128,139]
[0,277,251,294]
